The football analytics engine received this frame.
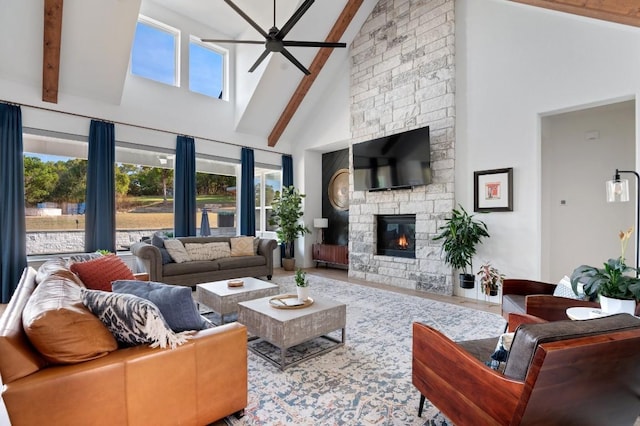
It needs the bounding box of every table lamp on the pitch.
[314,218,328,244]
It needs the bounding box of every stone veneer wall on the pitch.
[348,0,455,295]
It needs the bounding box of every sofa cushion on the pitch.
[217,255,265,270]
[151,232,174,265]
[502,294,526,316]
[0,267,47,384]
[230,236,256,256]
[81,289,193,349]
[184,242,230,261]
[22,275,118,364]
[164,239,192,263]
[504,313,640,381]
[162,260,221,277]
[70,254,135,292]
[112,280,209,332]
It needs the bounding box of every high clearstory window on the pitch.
[131,16,180,86]
[189,37,227,100]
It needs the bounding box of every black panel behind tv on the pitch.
[352,126,431,191]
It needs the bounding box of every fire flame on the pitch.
[398,234,409,249]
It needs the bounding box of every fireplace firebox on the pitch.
[376,214,416,258]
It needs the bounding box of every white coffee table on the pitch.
[196,277,279,324]
[566,307,610,320]
[238,295,346,370]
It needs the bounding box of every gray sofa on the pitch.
[130,236,278,286]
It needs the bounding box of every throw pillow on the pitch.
[163,239,191,263]
[553,275,584,299]
[81,289,193,349]
[151,232,174,265]
[230,236,256,256]
[184,242,230,261]
[69,254,135,292]
[22,275,118,364]
[112,280,210,332]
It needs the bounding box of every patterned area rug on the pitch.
[225,274,506,426]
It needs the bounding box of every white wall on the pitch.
[542,101,635,281]
[455,0,640,288]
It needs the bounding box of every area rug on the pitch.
[225,274,506,426]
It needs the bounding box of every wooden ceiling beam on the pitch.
[43,0,63,103]
[268,0,364,147]
[511,0,640,28]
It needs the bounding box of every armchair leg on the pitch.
[418,394,425,417]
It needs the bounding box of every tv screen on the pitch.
[352,126,431,191]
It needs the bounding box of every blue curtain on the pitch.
[240,147,255,236]
[280,154,294,262]
[282,154,293,187]
[85,120,116,253]
[174,135,196,237]
[0,104,27,303]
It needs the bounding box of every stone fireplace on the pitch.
[348,0,455,296]
[376,214,416,258]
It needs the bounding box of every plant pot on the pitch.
[459,273,475,289]
[489,289,498,296]
[282,258,296,271]
[297,286,310,302]
[599,295,636,315]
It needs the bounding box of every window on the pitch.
[255,168,282,234]
[189,37,227,100]
[196,158,237,235]
[115,146,175,249]
[131,16,180,86]
[23,134,88,255]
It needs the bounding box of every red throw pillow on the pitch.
[70,255,135,291]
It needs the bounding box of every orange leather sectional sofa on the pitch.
[0,263,247,425]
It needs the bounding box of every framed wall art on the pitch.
[474,168,513,212]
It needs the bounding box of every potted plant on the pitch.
[477,262,504,296]
[433,204,490,289]
[294,268,310,301]
[268,185,311,271]
[571,227,640,314]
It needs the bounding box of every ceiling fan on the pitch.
[201,0,346,75]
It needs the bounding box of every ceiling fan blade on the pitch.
[280,48,311,75]
[201,39,264,45]
[282,41,347,48]
[277,0,315,39]
[224,0,269,39]
[248,49,272,73]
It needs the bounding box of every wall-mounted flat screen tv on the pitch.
[352,126,431,191]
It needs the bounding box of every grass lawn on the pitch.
[26,195,236,231]
[26,211,230,231]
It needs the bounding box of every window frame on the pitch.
[131,15,181,87]
[189,36,229,101]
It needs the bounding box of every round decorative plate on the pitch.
[328,168,349,211]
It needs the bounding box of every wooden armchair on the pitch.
[412,314,640,425]
[501,278,599,322]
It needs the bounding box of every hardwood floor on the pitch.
[275,267,502,315]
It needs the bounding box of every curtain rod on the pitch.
[1,99,288,156]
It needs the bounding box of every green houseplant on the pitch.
[477,262,504,296]
[433,204,490,289]
[268,185,311,271]
[294,268,310,301]
[571,227,640,314]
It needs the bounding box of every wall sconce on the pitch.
[606,168,639,276]
[314,218,328,244]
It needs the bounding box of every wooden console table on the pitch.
[312,244,348,268]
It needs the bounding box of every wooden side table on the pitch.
[312,243,348,268]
